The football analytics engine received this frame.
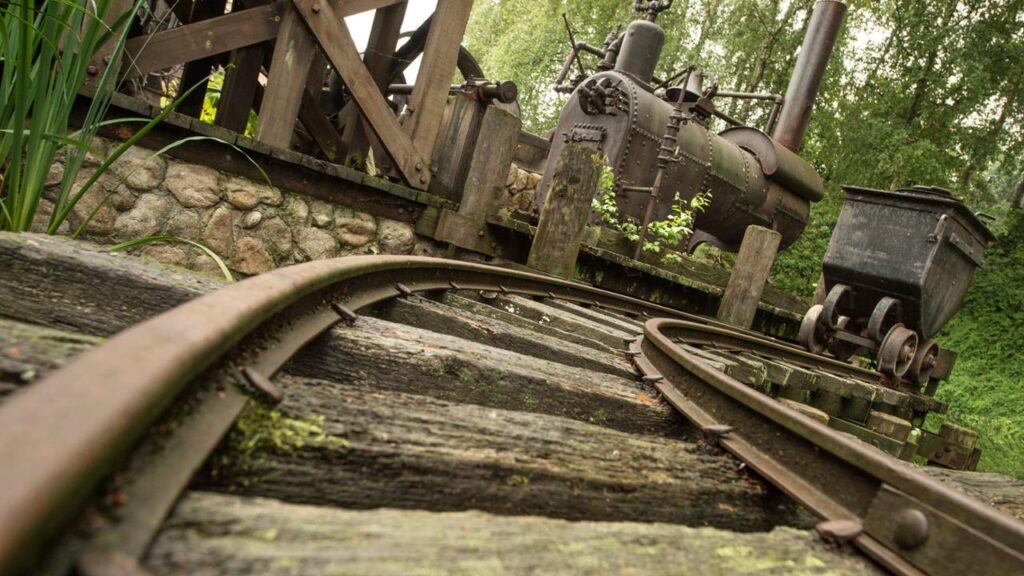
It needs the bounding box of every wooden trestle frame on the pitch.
[102,0,475,191]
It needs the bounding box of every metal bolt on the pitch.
[87,64,99,76]
[477,230,485,238]
[331,302,359,325]
[419,175,427,183]
[102,55,111,65]
[489,241,497,249]
[894,508,929,549]
[241,367,284,404]
[701,424,734,443]
[816,519,863,543]
[415,162,423,171]
[311,3,320,12]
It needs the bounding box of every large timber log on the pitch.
[0,317,100,398]
[0,234,220,337]
[145,491,883,576]
[203,374,796,531]
[369,295,637,378]
[287,317,682,436]
[0,234,679,435]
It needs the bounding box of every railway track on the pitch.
[0,234,1022,575]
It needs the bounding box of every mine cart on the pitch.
[799,185,994,387]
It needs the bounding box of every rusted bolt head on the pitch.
[87,64,99,76]
[415,162,424,171]
[477,230,485,238]
[419,174,427,183]
[894,508,929,549]
[311,3,321,12]
[816,519,863,543]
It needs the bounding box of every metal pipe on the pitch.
[714,90,781,101]
[772,1,846,151]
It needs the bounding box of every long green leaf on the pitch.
[108,235,235,282]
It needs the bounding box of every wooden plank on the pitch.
[403,0,474,158]
[254,2,319,148]
[292,0,427,188]
[527,144,603,279]
[717,225,782,329]
[147,492,881,576]
[339,1,408,165]
[125,2,282,77]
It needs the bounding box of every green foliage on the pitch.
[223,403,348,485]
[0,0,140,232]
[590,161,709,257]
[933,213,1024,478]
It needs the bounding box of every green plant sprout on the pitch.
[591,163,710,260]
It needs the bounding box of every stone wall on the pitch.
[504,164,542,214]
[36,138,446,278]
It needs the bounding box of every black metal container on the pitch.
[822,185,994,339]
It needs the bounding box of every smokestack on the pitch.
[772,1,847,151]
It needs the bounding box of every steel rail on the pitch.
[0,256,700,576]
[635,318,1024,576]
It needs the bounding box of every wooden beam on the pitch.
[214,43,267,132]
[717,225,782,329]
[298,85,344,162]
[292,0,427,188]
[124,3,282,77]
[403,0,473,158]
[527,145,603,279]
[83,0,134,92]
[339,1,408,166]
[176,0,229,118]
[254,3,319,148]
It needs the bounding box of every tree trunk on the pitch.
[145,491,883,576]
[1012,173,1024,211]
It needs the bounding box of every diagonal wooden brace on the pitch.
[291,0,429,189]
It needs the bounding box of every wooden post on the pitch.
[717,225,782,329]
[526,145,602,279]
[433,104,522,255]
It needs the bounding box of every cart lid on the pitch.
[841,185,996,243]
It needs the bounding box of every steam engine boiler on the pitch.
[535,0,847,253]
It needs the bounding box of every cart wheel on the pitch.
[867,297,902,342]
[821,284,852,330]
[827,316,860,362]
[799,305,827,354]
[877,324,918,378]
[908,339,940,385]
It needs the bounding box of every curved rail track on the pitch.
[0,253,1021,575]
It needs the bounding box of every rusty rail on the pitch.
[0,256,696,575]
[632,319,1024,576]
[1,256,1021,575]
